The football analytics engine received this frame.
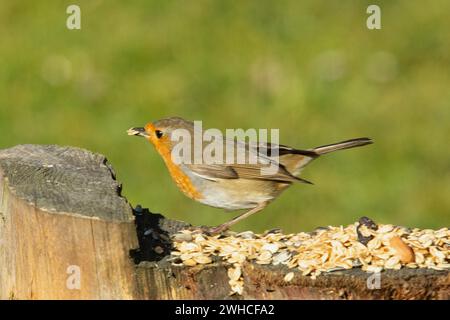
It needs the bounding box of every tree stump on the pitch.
[0,145,448,299]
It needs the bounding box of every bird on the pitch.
[128,117,373,234]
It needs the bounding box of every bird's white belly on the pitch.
[195,179,277,210]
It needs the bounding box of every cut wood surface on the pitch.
[0,144,448,299]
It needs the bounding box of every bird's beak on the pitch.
[127,127,149,138]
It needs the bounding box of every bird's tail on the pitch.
[313,138,373,155]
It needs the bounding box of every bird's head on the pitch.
[127,117,194,154]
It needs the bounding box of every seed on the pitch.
[365,265,383,273]
[257,250,272,261]
[273,251,291,265]
[429,246,446,261]
[418,234,434,247]
[172,232,193,242]
[230,282,244,295]
[301,267,313,276]
[262,243,280,254]
[377,224,394,234]
[180,253,192,261]
[367,238,381,250]
[414,252,425,264]
[227,252,246,264]
[194,234,207,242]
[284,272,294,282]
[298,260,313,270]
[389,236,415,263]
[194,255,212,264]
[384,256,400,269]
[237,231,255,239]
[179,242,200,252]
[183,259,197,266]
[228,267,242,282]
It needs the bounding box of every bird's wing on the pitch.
[244,140,319,176]
[185,138,313,184]
[184,164,238,180]
[186,162,311,183]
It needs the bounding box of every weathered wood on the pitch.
[134,262,449,300]
[0,145,137,299]
[0,145,448,300]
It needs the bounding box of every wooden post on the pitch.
[0,145,448,299]
[0,145,138,299]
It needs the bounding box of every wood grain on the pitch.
[0,145,137,299]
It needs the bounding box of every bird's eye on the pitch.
[155,130,163,139]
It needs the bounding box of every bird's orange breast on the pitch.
[155,142,202,200]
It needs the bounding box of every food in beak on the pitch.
[127,127,146,136]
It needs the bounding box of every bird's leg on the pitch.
[207,202,269,235]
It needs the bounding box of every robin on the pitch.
[128,117,372,234]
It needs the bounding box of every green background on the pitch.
[1,1,449,232]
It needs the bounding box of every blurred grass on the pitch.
[0,1,449,232]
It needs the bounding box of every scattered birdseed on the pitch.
[284,272,294,282]
[170,219,450,295]
[356,216,378,245]
[389,236,415,263]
